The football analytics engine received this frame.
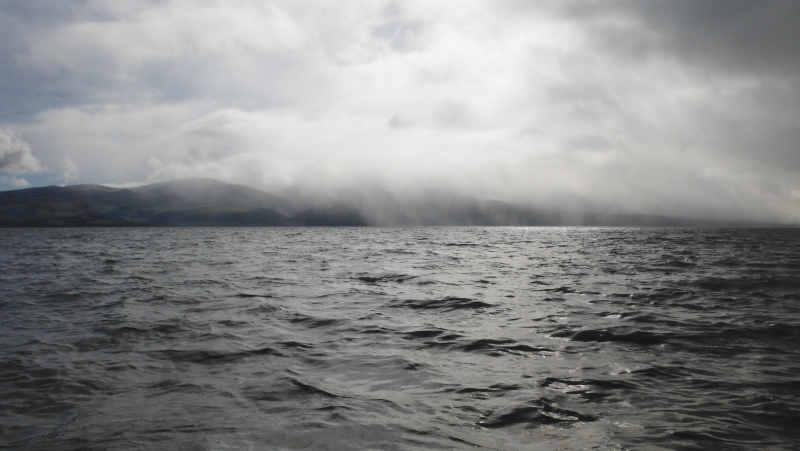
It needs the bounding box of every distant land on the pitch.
[0,178,792,227]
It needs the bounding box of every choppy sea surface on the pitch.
[1,227,799,451]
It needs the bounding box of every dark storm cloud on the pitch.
[577,0,800,77]
[531,0,800,182]
[601,0,800,173]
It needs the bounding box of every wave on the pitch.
[288,314,342,328]
[153,347,285,364]
[388,296,494,311]
[551,329,666,345]
[356,273,417,284]
[477,398,596,428]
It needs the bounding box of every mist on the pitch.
[1,0,799,223]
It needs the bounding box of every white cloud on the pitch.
[0,128,42,174]
[60,156,79,182]
[0,175,31,188]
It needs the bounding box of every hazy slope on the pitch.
[132,178,295,215]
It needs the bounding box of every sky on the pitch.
[1,0,799,222]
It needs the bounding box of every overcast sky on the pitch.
[1,0,799,221]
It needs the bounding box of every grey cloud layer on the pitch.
[1,0,798,221]
[571,0,800,76]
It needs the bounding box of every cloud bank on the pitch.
[1,0,799,222]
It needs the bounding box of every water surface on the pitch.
[1,227,799,450]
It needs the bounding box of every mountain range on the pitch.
[0,178,364,227]
[0,178,787,227]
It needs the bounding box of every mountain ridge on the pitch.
[0,178,792,227]
[0,179,361,227]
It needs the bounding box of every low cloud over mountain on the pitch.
[0,178,786,227]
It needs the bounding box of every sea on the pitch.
[1,227,799,451]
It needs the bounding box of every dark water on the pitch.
[1,227,799,451]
